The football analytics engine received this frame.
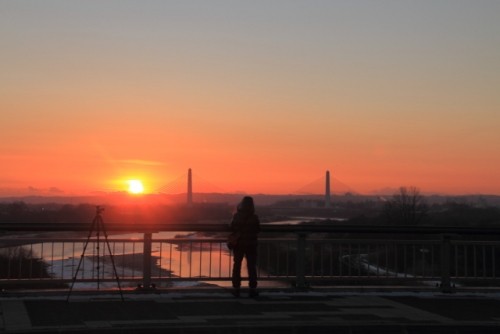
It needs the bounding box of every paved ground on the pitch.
[1,289,500,333]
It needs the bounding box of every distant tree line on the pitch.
[0,202,99,224]
[0,202,233,224]
[348,186,500,227]
[0,246,66,289]
[1,187,500,227]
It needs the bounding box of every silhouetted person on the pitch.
[230,196,260,297]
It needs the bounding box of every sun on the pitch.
[127,180,144,194]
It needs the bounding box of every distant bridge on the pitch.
[293,174,358,195]
[156,169,357,196]
[156,170,225,195]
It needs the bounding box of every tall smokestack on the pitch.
[325,170,331,208]
[187,168,193,206]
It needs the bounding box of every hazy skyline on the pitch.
[1,1,500,196]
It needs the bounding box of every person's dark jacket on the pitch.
[230,212,260,243]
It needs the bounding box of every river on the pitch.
[4,217,336,289]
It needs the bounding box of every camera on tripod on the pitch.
[67,204,123,301]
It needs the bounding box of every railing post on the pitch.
[440,234,452,293]
[143,232,152,289]
[295,232,307,289]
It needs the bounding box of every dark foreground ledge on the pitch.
[2,290,500,333]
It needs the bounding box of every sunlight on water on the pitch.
[26,231,252,288]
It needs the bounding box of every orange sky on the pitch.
[1,2,500,196]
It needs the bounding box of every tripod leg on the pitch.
[66,217,97,302]
[100,217,124,301]
[96,218,100,291]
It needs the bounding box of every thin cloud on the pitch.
[28,186,41,193]
[25,186,65,195]
[49,187,64,194]
[114,159,166,166]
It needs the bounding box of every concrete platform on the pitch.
[1,289,500,333]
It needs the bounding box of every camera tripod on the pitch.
[66,206,124,301]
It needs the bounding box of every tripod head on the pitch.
[96,206,105,216]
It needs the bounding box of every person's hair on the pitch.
[237,196,255,215]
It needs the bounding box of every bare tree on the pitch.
[384,186,428,225]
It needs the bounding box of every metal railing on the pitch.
[1,223,500,292]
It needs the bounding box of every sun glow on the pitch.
[127,180,144,194]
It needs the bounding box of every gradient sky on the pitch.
[1,1,500,196]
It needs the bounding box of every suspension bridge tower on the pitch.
[325,170,331,208]
[187,168,193,206]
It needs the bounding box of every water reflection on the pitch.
[6,217,333,288]
[20,231,248,288]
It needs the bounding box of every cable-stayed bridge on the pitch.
[156,170,226,195]
[294,174,358,195]
[156,169,357,196]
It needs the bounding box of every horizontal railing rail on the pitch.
[2,222,500,234]
[1,223,500,293]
